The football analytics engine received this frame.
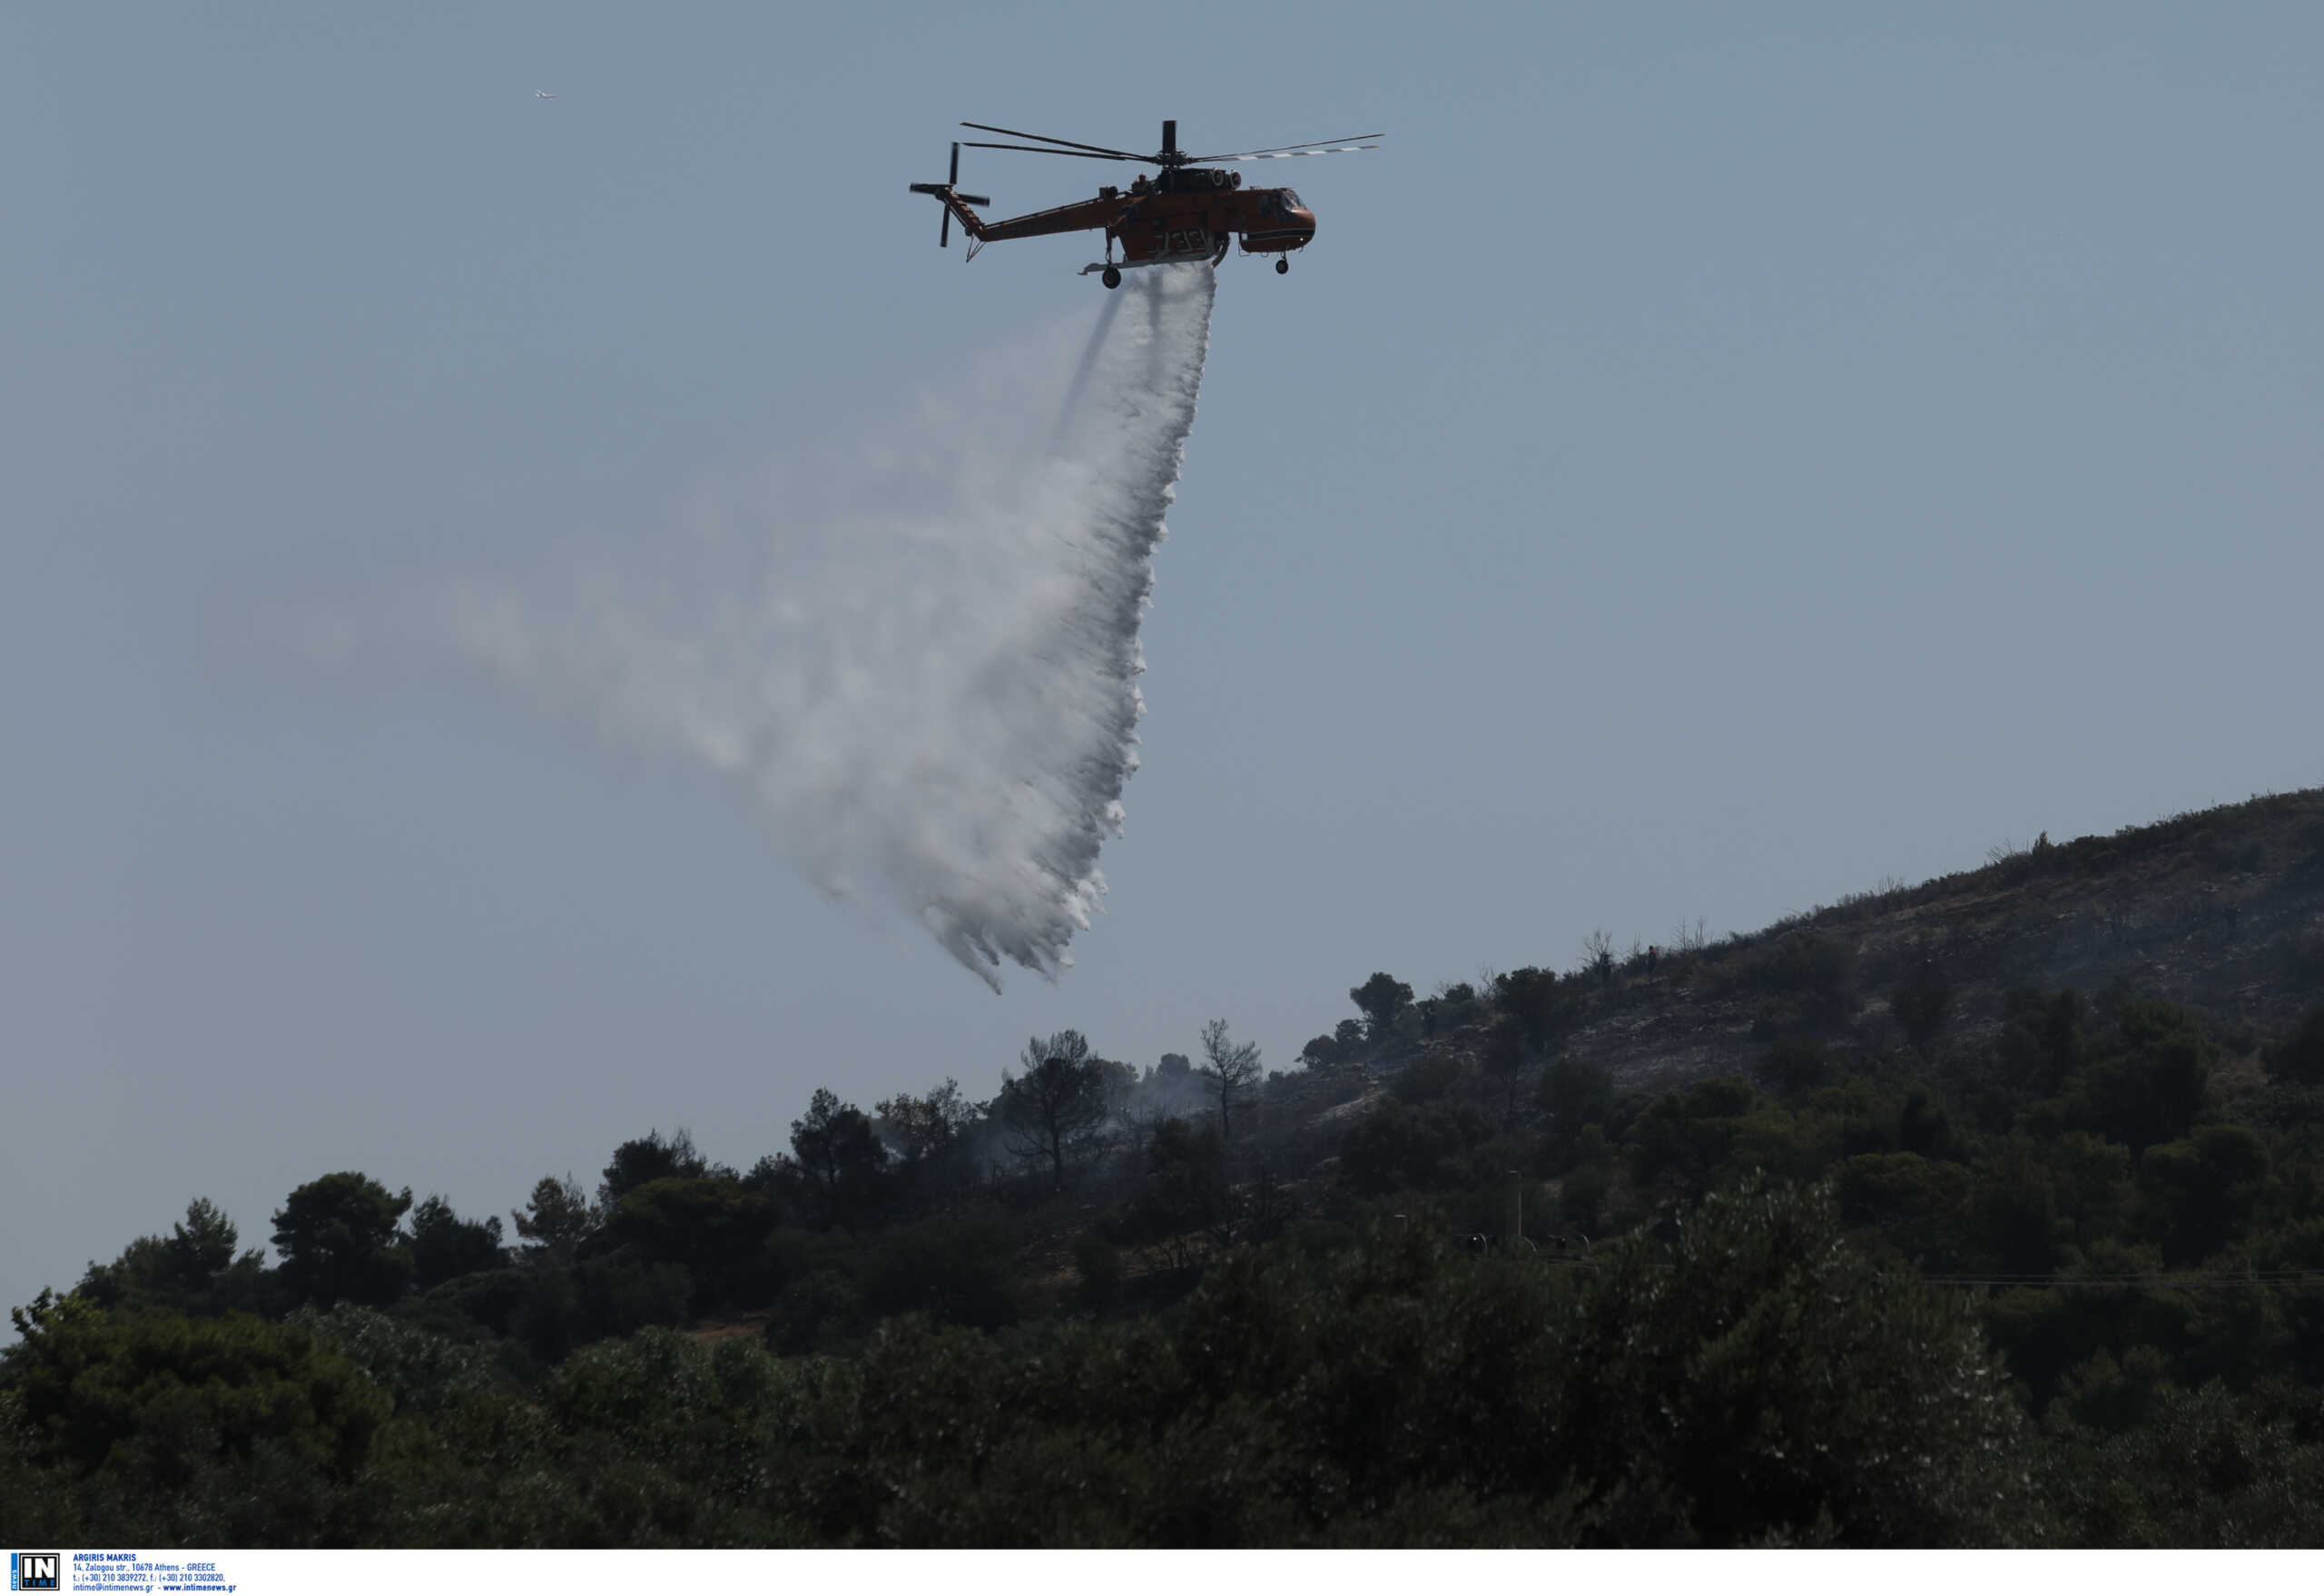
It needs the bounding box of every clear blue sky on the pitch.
[5,4,2319,1316]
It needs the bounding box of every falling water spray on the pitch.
[280,266,1217,989]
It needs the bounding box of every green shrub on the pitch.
[772,1268,869,1355]
[862,1217,1020,1329]
[1340,1098,1492,1195]
[288,1303,498,1416]
[1754,1039,1835,1098]
[1558,1163,1610,1228]
[2043,1383,2324,1546]
[428,1268,530,1338]
[1726,931,1858,1027]
[1071,1230,1123,1311]
[1390,1052,1469,1105]
[588,1252,694,1335]
[2270,1000,2324,1086]
[1892,969,1954,1047]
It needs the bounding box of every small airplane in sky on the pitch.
[535,90,556,99]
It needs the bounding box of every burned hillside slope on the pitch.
[1363,789,2324,1097]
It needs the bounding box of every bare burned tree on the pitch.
[1197,1018,1264,1145]
[1581,928,1618,989]
[998,1030,1109,1189]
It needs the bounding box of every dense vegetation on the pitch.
[10,790,2324,1546]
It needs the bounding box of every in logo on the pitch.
[10,1554,60,1592]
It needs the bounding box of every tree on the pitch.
[1094,1057,1140,1117]
[1832,1152,1972,1267]
[2139,1124,2269,1265]
[1623,1077,1757,1200]
[1300,1024,1369,1069]
[409,1195,507,1290]
[1561,1178,2038,1544]
[1112,1118,1232,1264]
[1492,966,1569,1049]
[74,1197,269,1317]
[7,1304,392,1493]
[2081,997,2214,1152]
[877,1078,977,1196]
[1998,985,2087,1095]
[1350,973,1414,1041]
[167,1197,241,1283]
[597,1128,710,1210]
[789,1089,890,1227]
[1198,1019,1264,1144]
[998,1033,1109,1188]
[511,1174,596,1266]
[271,1172,414,1308]
[603,1177,775,1312]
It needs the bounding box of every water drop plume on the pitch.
[428,266,1214,987]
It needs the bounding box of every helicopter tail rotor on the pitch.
[908,143,992,248]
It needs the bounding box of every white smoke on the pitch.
[355,266,1215,988]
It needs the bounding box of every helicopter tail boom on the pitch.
[908,182,991,245]
[910,143,991,247]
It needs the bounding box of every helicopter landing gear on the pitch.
[1275,257,1289,275]
[1101,267,1122,290]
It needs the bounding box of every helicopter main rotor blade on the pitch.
[960,121,1141,159]
[959,140,1147,163]
[1187,138,1384,162]
[1188,133,1384,157]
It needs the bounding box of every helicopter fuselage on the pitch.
[939,169,1315,267]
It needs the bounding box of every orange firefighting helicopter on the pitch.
[910,119,1380,288]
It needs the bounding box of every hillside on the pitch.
[16,786,2324,1549]
[1356,788,2324,1098]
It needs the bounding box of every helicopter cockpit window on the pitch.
[1280,189,1305,211]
